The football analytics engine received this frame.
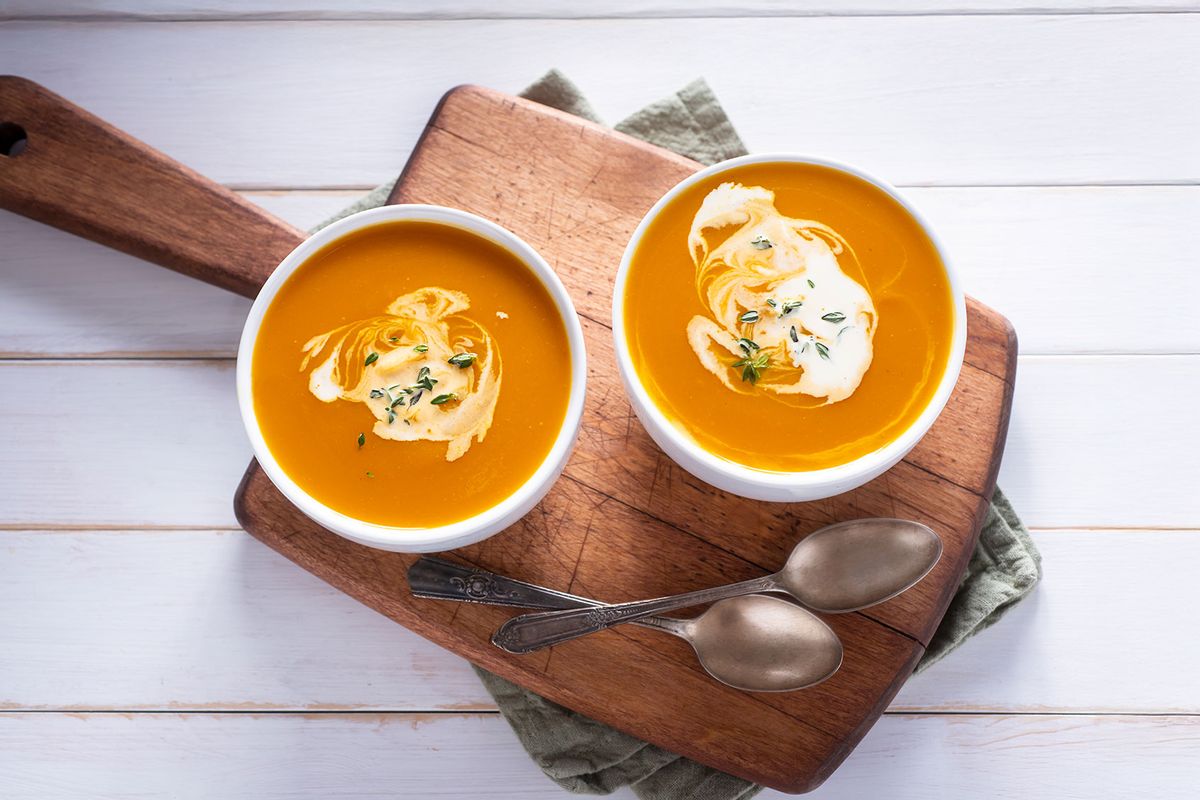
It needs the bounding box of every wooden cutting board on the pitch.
[0,78,1015,794]
[237,87,1016,792]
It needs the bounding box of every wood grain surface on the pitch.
[232,86,1017,793]
[0,76,303,297]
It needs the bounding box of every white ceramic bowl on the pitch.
[612,153,966,502]
[237,205,587,552]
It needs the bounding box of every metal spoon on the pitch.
[492,518,941,654]
[408,557,843,692]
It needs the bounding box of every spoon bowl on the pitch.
[675,594,843,692]
[779,519,943,613]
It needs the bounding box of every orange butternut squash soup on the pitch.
[252,220,572,528]
[623,162,954,472]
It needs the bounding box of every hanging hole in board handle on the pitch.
[0,122,29,157]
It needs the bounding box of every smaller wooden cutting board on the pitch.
[235,86,1016,793]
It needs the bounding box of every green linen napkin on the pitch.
[315,70,1042,800]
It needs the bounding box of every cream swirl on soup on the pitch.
[300,286,501,461]
[686,183,877,404]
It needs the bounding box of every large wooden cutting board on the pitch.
[0,76,1014,794]
[235,87,1016,793]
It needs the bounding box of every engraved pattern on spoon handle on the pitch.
[491,575,778,653]
[407,557,595,611]
[407,557,692,637]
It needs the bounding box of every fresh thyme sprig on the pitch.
[414,366,437,391]
[750,235,773,250]
[732,352,770,384]
[368,364,440,421]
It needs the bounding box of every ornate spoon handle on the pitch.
[407,557,596,611]
[491,575,778,654]
[406,557,693,638]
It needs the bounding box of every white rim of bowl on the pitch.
[236,204,587,552]
[611,152,967,496]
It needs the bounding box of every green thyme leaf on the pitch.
[837,325,852,341]
[789,326,799,343]
[821,312,846,323]
[431,393,458,405]
[357,432,365,448]
[781,300,802,315]
[386,409,396,424]
[364,352,379,367]
[408,390,423,407]
[733,353,770,384]
[765,298,777,308]
[366,471,375,478]
[447,352,477,368]
[403,419,411,426]
[388,337,400,344]
[413,344,429,353]
[750,235,773,250]
[807,279,816,289]
[815,341,830,360]
[738,310,760,324]
[369,389,385,399]
[737,337,760,354]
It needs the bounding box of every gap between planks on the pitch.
[3,708,1199,718]
[193,180,1200,192]
[3,10,1199,24]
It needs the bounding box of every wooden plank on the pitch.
[4,186,1196,358]
[0,529,492,712]
[3,1,1194,20]
[2,529,1198,714]
[0,361,249,528]
[893,529,1200,713]
[2,712,1198,799]
[0,16,1196,186]
[0,357,1191,530]
[997,354,1200,528]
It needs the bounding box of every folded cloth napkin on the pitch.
[314,70,1042,800]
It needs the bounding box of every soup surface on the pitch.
[623,162,954,472]
[253,220,572,527]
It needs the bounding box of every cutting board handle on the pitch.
[0,75,305,299]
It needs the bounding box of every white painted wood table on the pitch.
[1,2,1198,797]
